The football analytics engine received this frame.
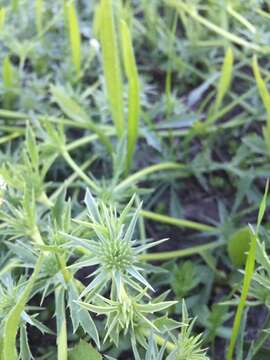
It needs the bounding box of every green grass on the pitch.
[0,1,270,359]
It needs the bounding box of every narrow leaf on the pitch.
[99,0,124,137]
[214,47,234,113]
[120,20,140,172]
[67,0,81,76]
[3,255,44,360]
[55,286,67,360]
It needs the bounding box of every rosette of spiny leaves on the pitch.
[77,283,177,349]
[167,302,209,360]
[64,189,167,299]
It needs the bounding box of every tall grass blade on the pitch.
[2,55,14,109]
[120,19,140,172]
[213,47,234,114]
[55,286,68,360]
[67,0,81,77]
[252,55,270,151]
[0,7,6,31]
[99,0,124,137]
[3,255,44,360]
[227,181,269,360]
[35,0,43,35]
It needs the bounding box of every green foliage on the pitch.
[67,0,81,77]
[120,19,140,172]
[0,0,270,359]
[68,340,102,360]
[98,0,124,137]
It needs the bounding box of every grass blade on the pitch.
[167,0,265,53]
[99,0,124,137]
[0,7,6,31]
[35,0,43,35]
[227,181,269,360]
[252,55,270,151]
[3,255,44,360]
[120,19,140,172]
[2,55,14,109]
[55,286,68,360]
[67,0,81,77]
[213,47,234,114]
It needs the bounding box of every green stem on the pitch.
[140,209,217,233]
[114,162,185,193]
[49,157,97,202]
[139,240,224,261]
[62,149,100,193]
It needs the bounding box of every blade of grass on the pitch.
[252,55,270,152]
[55,286,68,360]
[35,0,43,35]
[67,0,81,77]
[120,19,140,172]
[166,0,266,53]
[227,180,269,360]
[99,0,124,137]
[211,47,234,116]
[227,4,256,34]
[0,7,6,31]
[3,255,44,360]
[2,55,14,109]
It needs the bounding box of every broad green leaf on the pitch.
[55,286,67,360]
[67,0,81,77]
[227,227,251,267]
[120,20,140,172]
[3,255,44,360]
[50,85,112,152]
[214,47,234,113]
[99,0,124,137]
[68,340,102,360]
[35,0,43,35]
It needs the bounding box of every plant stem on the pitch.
[62,149,100,193]
[49,157,97,202]
[139,240,224,261]
[115,162,185,193]
[140,209,217,233]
